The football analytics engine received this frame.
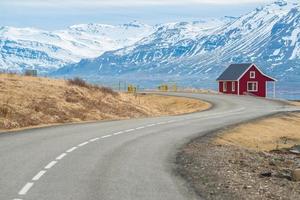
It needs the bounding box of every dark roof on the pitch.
[216,63,252,81]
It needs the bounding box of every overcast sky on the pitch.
[1,0,274,30]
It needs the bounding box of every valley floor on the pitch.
[0,74,210,131]
[176,112,300,200]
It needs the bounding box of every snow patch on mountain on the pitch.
[0,21,154,72]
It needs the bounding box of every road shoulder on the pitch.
[175,111,300,200]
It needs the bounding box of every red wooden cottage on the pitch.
[216,63,276,98]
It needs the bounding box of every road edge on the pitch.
[173,110,299,199]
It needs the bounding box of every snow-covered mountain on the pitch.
[0,21,154,73]
[2,0,300,98]
[54,0,300,96]
[53,18,231,76]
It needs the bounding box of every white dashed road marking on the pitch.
[32,170,46,181]
[56,153,67,160]
[135,126,144,130]
[13,117,205,199]
[125,129,135,132]
[18,182,34,195]
[66,147,77,153]
[113,131,124,135]
[90,138,99,142]
[78,141,89,147]
[44,161,57,169]
[147,124,156,127]
[101,134,112,139]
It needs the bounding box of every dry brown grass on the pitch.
[121,93,210,116]
[67,77,90,88]
[215,112,300,151]
[0,74,209,131]
[290,101,300,107]
[67,77,118,96]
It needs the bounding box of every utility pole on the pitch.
[273,82,276,99]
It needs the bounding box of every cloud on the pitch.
[1,0,272,7]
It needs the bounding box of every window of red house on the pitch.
[250,71,256,79]
[223,81,227,92]
[232,82,235,91]
[247,82,258,92]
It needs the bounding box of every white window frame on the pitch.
[232,82,235,92]
[223,81,227,92]
[247,81,258,92]
[250,71,256,79]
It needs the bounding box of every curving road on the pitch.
[0,93,298,200]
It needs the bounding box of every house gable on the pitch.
[238,65,273,97]
[238,64,276,82]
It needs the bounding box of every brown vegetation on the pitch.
[67,77,90,88]
[0,74,209,131]
[67,77,118,96]
[215,112,300,151]
[290,101,300,107]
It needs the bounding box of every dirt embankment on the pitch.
[176,112,300,200]
[0,74,210,131]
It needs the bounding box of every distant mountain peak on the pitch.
[122,21,148,28]
[273,0,288,7]
[69,23,114,30]
[223,16,238,20]
[0,22,155,73]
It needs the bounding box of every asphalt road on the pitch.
[0,93,298,200]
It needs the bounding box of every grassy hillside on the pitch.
[215,112,300,151]
[0,74,210,130]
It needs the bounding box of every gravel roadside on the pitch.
[175,114,300,200]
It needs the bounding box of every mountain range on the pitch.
[1,0,300,98]
[0,21,154,73]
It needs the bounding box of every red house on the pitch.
[216,63,276,98]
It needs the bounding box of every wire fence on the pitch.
[2,71,300,100]
[83,80,300,100]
